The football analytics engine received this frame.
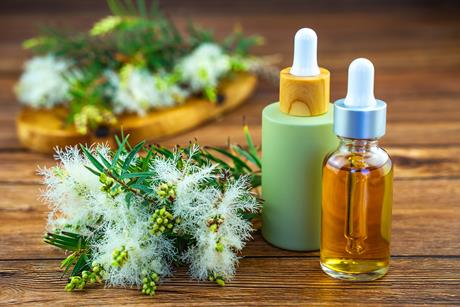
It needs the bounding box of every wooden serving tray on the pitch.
[17,72,257,153]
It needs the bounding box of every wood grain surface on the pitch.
[1,0,460,305]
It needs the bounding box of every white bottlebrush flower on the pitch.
[91,216,174,286]
[176,174,259,281]
[150,146,216,223]
[177,43,231,92]
[40,144,117,235]
[15,54,71,108]
[183,231,238,280]
[105,67,188,116]
[40,140,260,290]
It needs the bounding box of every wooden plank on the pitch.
[159,121,460,149]
[5,78,460,124]
[1,90,460,150]
[0,179,459,260]
[1,146,460,184]
[0,257,459,305]
[2,116,459,151]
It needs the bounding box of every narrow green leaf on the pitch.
[98,152,112,169]
[243,125,261,167]
[232,145,261,168]
[239,211,259,220]
[250,174,261,188]
[45,233,79,246]
[85,166,101,176]
[152,145,173,158]
[112,136,129,169]
[80,145,105,172]
[120,171,154,179]
[122,141,145,173]
[130,183,154,194]
[71,253,90,277]
[141,150,153,171]
[202,151,230,168]
[60,253,77,277]
[137,0,147,17]
[207,146,252,172]
[125,192,134,208]
[44,240,78,251]
[60,253,76,269]
[60,231,83,239]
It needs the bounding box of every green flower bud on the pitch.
[216,279,225,286]
[215,241,224,252]
[209,224,218,232]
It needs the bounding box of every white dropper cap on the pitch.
[344,58,377,107]
[290,28,321,77]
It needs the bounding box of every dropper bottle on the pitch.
[321,58,393,281]
[261,28,338,251]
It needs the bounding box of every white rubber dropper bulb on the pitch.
[344,58,377,107]
[290,28,321,77]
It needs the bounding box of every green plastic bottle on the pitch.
[261,28,338,251]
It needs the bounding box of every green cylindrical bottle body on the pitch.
[261,102,338,251]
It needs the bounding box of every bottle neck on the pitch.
[338,137,379,154]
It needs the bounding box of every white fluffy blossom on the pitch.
[181,177,259,280]
[15,55,71,108]
[40,145,174,285]
[105,67,188,116]
[92,217,174,286]
[40,145,111,235]
[177,43,231,92]
[41,142,259,288]
[150,147,259,281]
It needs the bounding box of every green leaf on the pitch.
[141,150,153,171]
[60,253,77,277]
[80,145,105,172]
[44,231,88,252]
[112,135,129,169]
[85,165,101,176]
[250,174,261,188]
[201,151,230,169]
[125,191,134,208]
[239,211,259,221]
[243,125,261,167]
[122,141,145,173]
[137,0,147,18]
[130,183,154,194]
[231,145,261,169]
[120,171,154,179]
[98,152,113,169]
[70,253,91,277]
[206,146,252,172]
[151,145,173,158]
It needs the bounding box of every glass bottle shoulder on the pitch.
[324,142,393,175]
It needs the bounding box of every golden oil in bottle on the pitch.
[321,139,393,281]
[320,58,393,281]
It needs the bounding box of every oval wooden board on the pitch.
[16,72,257,153]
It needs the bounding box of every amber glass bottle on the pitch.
[321,138,393,280]
[320,58,393,281]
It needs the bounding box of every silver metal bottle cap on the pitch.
[333,58,387,139]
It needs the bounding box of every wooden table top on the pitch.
[1,1,459,305]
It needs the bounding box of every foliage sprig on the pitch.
[17,0,262,134]
[42,126,261,297]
